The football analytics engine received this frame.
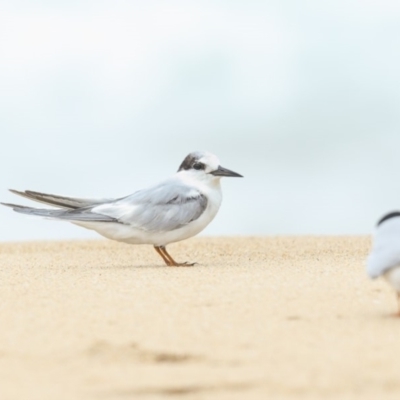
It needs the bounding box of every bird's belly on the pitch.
[384,265,400,292]
[72,221,150,244]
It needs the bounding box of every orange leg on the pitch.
[159,246,195,267]
[154,246,172,266]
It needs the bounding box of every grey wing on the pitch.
[8,189,114,209]
[92,180,208,232]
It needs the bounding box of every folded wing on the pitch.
[3,180,208,231]
[92,179,208,232]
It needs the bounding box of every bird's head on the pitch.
[177,151,243,184]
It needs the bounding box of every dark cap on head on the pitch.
[177,151,242,177]
[377,211,400,227]
[177,152,205,172]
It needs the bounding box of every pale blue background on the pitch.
[1,1,400,241]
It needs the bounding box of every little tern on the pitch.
[2,151,242,266]
[367,211,400,315]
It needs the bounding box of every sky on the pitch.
[1,1,400,241]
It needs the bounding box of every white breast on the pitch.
[155,179,223,245]
[367,218,400,279]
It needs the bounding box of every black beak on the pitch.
[210,165,243,177]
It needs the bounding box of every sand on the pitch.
[0,236,399,400]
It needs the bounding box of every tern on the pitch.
[2,151,242,266]
[367,211,400,315]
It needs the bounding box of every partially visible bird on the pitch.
[367,211,400,315]
[1,151,243,266]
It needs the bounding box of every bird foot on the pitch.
[168,261,197,267]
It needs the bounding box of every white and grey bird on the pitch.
[367,211,400,315]
[2,151,242,266]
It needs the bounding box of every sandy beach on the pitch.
[0,236,399,399]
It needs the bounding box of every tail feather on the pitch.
[1,202,118,223]
[8,189,114,209]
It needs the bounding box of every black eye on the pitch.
[193,162,203,170]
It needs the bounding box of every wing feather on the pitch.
[4,178,208,231]
[93,179,208,232]
[9,189,113,209]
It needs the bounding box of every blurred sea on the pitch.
[1,1,400,241]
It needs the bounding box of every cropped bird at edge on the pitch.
[367,211,400,315]
[1,151,243,267]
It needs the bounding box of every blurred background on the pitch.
[1,1,400,241]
